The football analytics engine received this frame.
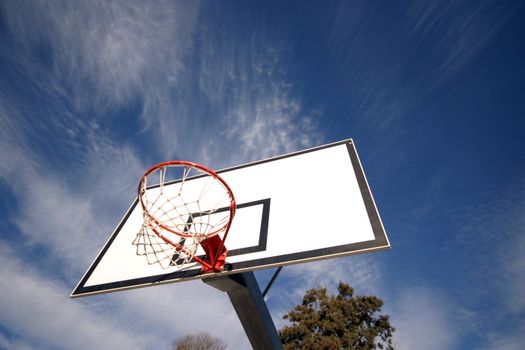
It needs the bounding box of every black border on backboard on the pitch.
[71,139,389,297]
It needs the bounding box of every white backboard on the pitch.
[71,139,389,297]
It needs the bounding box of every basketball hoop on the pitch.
[132,161,236,272]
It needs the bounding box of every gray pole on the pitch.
[203,272,283,350]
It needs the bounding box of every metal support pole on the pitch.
[203,272,283,350]
[262,266,283,298]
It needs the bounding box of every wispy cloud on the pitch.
[484,322,525,350]
[403,0,515,87]
[458,179,525,349]
[0,333,38,350]
[2,1,322,168]
[1,0,198,110]
[389,287,461,350]
[321,0,516,161]
[0,243,153,350]
[505,231,525,313]
[401,169,525,348]
[211,85,323,167]
[0,106,142,273]
[1,0,201,167]
[158,18,325,166]
[452,178,525,306]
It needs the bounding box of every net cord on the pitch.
[133,161,235,270]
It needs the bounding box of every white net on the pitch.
[133,162,234,269]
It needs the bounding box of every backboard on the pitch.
[71,139,389,297]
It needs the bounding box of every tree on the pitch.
[172,332,227,350]
[279,282,395,349]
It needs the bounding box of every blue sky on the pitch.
[1,0,524,349]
